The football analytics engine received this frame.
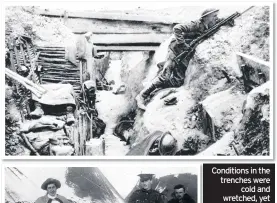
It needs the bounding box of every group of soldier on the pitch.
[128,174,195,203]
[35,174,195,203]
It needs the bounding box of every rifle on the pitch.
[173,6,254,66]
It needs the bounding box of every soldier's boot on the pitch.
[30,102,44,118]
[66,105,75,125]
[136,83,157,110]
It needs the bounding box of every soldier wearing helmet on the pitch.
[136,8,234,110]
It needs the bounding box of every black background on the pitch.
[203,164,275,203]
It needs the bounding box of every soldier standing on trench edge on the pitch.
[136,8,234,110]
[128,174,166,203]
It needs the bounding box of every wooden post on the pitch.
[90,115,93,140]
[19,44,27,66]
[8,40,16,71]
[82,113,87,141]
[79,114,83,154]
[79,60,83,85]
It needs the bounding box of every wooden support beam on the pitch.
[38,57,68,63]
[90,33,169,44]
[236,52,270,91]
[35,8,177,24]
[97,45,158,51]
[39,53,65,58]
[67,18,173,35]
[236,52,270,67]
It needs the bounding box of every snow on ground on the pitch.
[131,6,270,155]
[201,87,246,131]
[96,59,132,156]
[5,7,76,46]
[197,132,236,156]
[245,82,269,110]
[133,86,209,150]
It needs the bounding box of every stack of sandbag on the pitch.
[21,115,74,156]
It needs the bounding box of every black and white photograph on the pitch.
[4,2,272,157]
[4,165,199,203]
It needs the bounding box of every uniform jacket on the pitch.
[167,194,196,203]
[128,189,165,203]
[172,20,207,46]
[164,20,207,80]
[34,194,70,203]
[170,17,232,58]
[160,17,233,82]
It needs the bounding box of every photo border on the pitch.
[2,162,201,203]
[1,1,274,160]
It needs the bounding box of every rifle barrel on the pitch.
[174,6,254,64]
[239,6,254,16]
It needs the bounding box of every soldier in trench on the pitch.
[77,32,99,111]
[136,8,234,110]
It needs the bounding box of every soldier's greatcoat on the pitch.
[128,189,165,203]
[166,20,207,80]
[142,20,208,93]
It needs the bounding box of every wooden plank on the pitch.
[35,8,178,24]
[74,31,161,34]
[41,66,79,71]
[97,45,158,51]
[90,33,169,44]
[236,52,269,91]
[37,47,65,51]
[38,61,76,65]
[41,79,80,83]
[67,18,173,34]
[39,45,159,52]
[37,51,65,54]
[41,75,79,79]
[38,57,68,63]
[42,69,79,73]
[236,52,270,68]
[40,53,65,58]
[43,71,79,75]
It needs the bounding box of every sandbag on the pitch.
[32,84,76,106]
[25,129,65,150]
[21,116,66,133]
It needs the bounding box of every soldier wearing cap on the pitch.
[128,174,165,203]
[136,8,234,110]
[34,178,70,203]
